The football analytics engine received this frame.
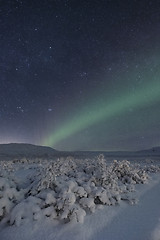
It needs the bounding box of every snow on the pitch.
[90,175,160,240]
[0,147,160,240]
[1,176,160,240]
[152,220,160,240]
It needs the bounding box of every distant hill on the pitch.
[137,146,160,156]
[62,147,160,159]
[0,143,160,161]
[0,143,57,160]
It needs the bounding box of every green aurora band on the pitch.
[43,78,160,148]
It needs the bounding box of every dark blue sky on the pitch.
[0,0,160,150]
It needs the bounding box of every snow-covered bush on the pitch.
[10,196,42,226]
[0,161,15,177]
[0,155,156,226]
[110,160,148,184]
[0,177,24,221]
[144,164,160,173]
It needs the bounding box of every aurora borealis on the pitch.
[1,1,160,151]
[43,70,160,149]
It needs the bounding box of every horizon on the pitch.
[0,142,159,153]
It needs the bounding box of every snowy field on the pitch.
[0,154,160,240]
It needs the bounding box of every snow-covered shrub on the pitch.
[60,204,86,223]
[95,154,107,182]
[27,162,57,196]
[1,155,156,226]
[59,156,77,177]
[73,186,87,198]
[144,164,160,173]
[79,197,95,213]
[110,160,149,184]
[10,196,42,226]
[0,177,24,221]
[27,157,77,196]
[0,161,15,178]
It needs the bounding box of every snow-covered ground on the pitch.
[0,153,160,240]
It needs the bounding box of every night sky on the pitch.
[1,0,160,151]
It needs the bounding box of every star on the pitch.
[0,0,160,151]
